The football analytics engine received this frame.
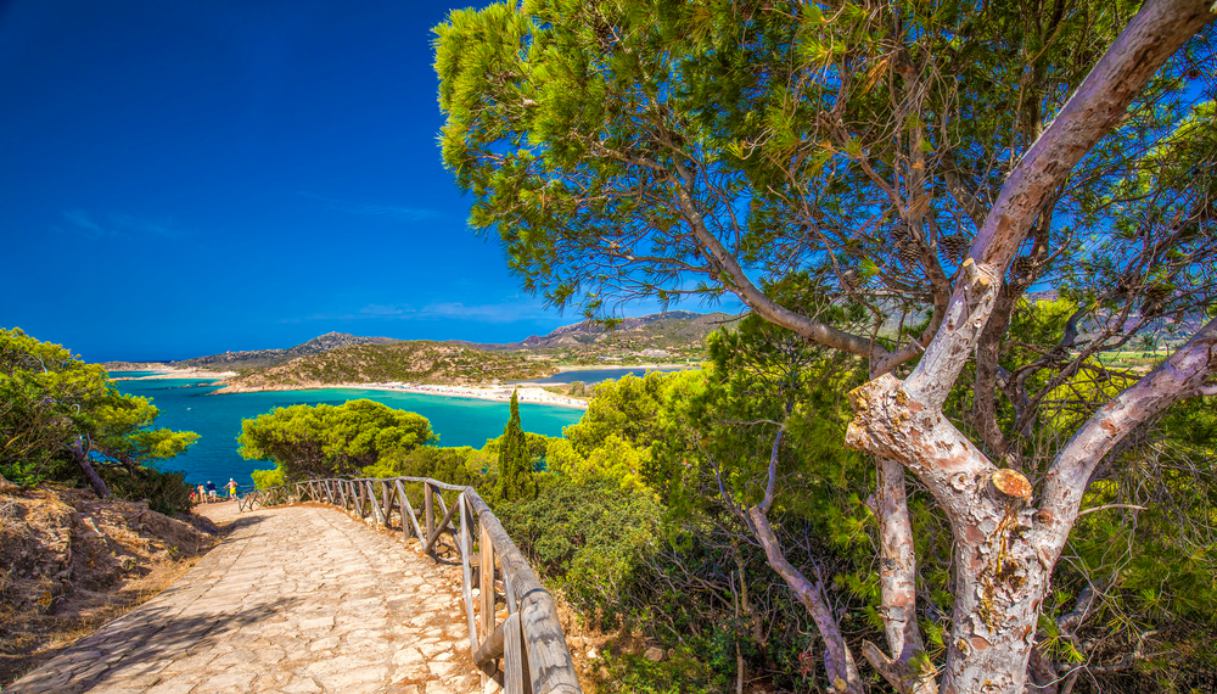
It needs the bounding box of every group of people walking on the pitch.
[190,478,238,504]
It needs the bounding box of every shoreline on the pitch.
[110,366,238,381]
[212,381,590,410]
[109,363,704,411]
[543,362,697,373]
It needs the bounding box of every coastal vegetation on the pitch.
[434,0,1217,691]
[238,400,435,481]
[0,328,199,514]
[0,330,214,685]
[233,303,1217,691]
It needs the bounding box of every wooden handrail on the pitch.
[238,477,581,694]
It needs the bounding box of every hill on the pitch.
[112,311,734,390]
[177,332,398,370]
[219,340,555,391]
[510,310,735,362]
[0,478,215,684]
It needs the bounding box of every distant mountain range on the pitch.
[514,310,731,352]
[105,311,738,387]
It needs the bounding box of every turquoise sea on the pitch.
[112,375,584,487]
[527,366,686,384]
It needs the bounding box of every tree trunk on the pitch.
[939,510,1049,693]
[864,457,938,694]
[846,373,1050,693]
[71,438,109,499]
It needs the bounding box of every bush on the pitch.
[250,466,285,490]
[238,399,434,479]
[99,466,193,515]
[362,445,485,486]
[496,474,661,624]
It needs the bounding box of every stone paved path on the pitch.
[8,502,482,694]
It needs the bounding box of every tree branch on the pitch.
[669,161,892,362]
[904,0,1215,409]
[1039,316,1217,537]
[745,506,863,692]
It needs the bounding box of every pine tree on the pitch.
[495,390,535,501]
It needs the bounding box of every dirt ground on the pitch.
[0,478,219,686]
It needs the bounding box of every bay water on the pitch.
[113,375,584,486]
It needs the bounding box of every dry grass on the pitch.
[0,483,217,685]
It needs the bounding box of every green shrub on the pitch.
[496,474,661,625]
[251,466,286,490]
[238,399,435,479]
[596,644,721,694]
[100,466,193,515]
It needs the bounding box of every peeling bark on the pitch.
[846,374,996,523]
[865,457,938,694]
[840,2,1214,691]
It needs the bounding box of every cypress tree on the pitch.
[496,389,535,501]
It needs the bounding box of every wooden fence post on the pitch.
[504,612,529,694]
[424,483,435,553]
[396,479,421,545]
[367,480,383,524]
[459,494,478,651]
[480,519,496,640]
[381,481,392,527]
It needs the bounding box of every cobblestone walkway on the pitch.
[8,503,481,694]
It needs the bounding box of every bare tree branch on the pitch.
[905,0,1216,409]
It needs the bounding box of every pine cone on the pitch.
[940,233,970,262]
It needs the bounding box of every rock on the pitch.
[586,647,599,660]
[643,646,664,662]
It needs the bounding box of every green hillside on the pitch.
[222,340,554,390]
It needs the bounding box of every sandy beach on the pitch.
[370,382,589,409]
[211,380,589,409]
[109,366,238,381]
[111,363,704,409]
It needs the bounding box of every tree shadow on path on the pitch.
[220,513,266,535]
[7,595,301,694]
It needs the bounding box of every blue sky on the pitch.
[0,1,704,361]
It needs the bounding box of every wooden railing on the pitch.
[238,477,581,694]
